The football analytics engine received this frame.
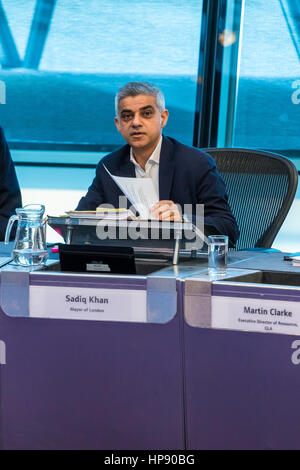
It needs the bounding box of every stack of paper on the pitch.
[66,165,159,221]
[66,208,136,220]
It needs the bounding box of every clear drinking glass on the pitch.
[208,235,228,275]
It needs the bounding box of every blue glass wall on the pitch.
[0,0,202,148]
[233,0,300,153]
[1,0,299,155]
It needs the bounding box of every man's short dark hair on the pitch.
[115,81,165,115]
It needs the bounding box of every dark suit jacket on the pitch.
[0,127,22,240]
[77,136,239,245]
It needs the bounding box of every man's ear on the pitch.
[161,109,169,129]
[115,116,120,132]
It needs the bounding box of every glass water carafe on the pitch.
[5,204,48,266]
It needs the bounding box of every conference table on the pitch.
[0,243,299,450]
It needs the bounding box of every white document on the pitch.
[103,165,158,219]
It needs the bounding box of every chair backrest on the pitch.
[203,148,298,250]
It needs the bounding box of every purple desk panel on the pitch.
[184,326,300,449]
[0,274,184,450]
[183,277,300,450]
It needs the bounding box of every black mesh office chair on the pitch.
[203,148,298,250]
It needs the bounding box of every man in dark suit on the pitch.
[0,126,22,240]
[77,82,239,245]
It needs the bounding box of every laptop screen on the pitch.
[59,244,136,275]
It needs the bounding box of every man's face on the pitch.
[115,94,168,154]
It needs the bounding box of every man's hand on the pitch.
[151,200,182,221]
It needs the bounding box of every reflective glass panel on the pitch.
[0,0,202,149]
[233,0,300,153]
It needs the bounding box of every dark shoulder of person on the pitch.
[95,144,130,174]
[165,136,217,170]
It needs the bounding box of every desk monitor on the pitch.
[59,244,136,275]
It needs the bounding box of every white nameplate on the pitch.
[212,296,300,336]
[30,285,147,322]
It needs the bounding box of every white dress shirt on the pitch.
[130,136,162,199]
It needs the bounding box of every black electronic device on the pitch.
[59,244,136,274]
